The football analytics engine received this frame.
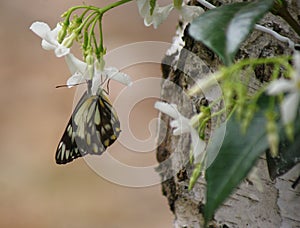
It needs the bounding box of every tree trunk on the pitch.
[156,0,300,227]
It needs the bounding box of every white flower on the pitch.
[137,0,173,29]
[176,5,204,23]
[154,101,206,163]
[267,52,300,124]
[30,21,70,57]
[136,0,203,28]
[65,54,132,95]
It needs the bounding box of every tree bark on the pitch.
[156,0,300,227]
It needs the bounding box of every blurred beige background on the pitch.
[0,0,179,227]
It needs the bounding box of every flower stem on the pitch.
[100,0,133,14]
[98,15,104,57]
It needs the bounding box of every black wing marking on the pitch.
[55,91,121,164]
[74,92,121,156]
[55,117,87,164]
[94,93,121,150]
[55,92,89,164]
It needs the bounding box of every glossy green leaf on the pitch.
[189,0,274,66]
[205,111,269,222]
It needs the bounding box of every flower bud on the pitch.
[266,118,279,157]
[95,57,105,72]
[57,22,69,43]
[242,103,256,131]
[87,64,94,80]
[285,122,294,141]
[188,163,203,190]
[85,52,94,79]
[61,32,77,48]
[61,11,69,18]
[85,52,94,66]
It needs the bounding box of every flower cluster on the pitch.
[137,0,204,29]
[267,51,300,126]
[154,101,206,164]
[30,21,132,94]
[30,1,204,92]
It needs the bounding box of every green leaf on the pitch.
[205,111,269,223]
[189,0,274,66]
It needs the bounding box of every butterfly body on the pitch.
[55,86,120,164]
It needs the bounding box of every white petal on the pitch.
[281,92,300,124]
[293,51,300,81]
[104,67,118,77]
[54,45,70,57]
[67,72,85,87]
[144,6,156,27]
[30,21,69,57]
[105,67,132,86]
[267,79,295,95]
[144,14,154,27]
[31,22,57,51]
[64,54,87,75]
[178,5,203,23]
[45,23,61,43]
[151,4,173,29]
[190,128,206,163]
[171,117,191,135]
[30,22,51,39]
[41,39,56,51]
[154,102,180,119]
[137,0,149,17]
[90,74,101,95]
[50,23,62,37]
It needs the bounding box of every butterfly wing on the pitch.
[55,92,89,164]
[93,92,121,152]
[55,91,121,164]
[75,92,121,155]
[55,117,86,164]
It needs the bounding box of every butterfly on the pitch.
[55,80,121,164]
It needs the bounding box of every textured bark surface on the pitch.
[156,0,300,227]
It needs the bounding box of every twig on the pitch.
[196,0,295,49]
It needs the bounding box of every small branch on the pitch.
[197,0,295,49]
[197,0,216,9]
[255,24,295,48]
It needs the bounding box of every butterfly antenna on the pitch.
[56,81,87,89]
[106,79,111,94]
[55,84,69,88]
[98,74,110,94]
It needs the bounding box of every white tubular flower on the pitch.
[29,21,70,57]
[65,54,132,95]
[137,0,203,28]
[137,0,173,29]
[154,101,206,163]
[92,64,132,95]
[144,4,173,29]
[267,52,300,124]
[176,5,204,23]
